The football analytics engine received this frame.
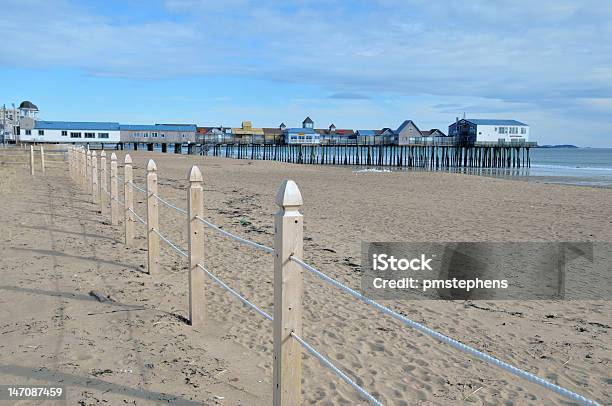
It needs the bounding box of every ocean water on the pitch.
[490,148,612,187]
[142,144,612,187]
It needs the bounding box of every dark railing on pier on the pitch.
[202,143,533,169]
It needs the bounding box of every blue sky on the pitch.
[1,0,611,146]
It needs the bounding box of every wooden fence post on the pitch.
[82,147,87,189]
[91,151,99,204]
[40,145,45,174]
[69,146,73,179]
[124,154,134,246]
[188,165,205,327]
[146,159,159,276]
[100,151,108,214]
[110,153,119,225]
[77,147,82,186]
[77,148,81,186]
[29,145,34,176]
[273,180,304,406]
[86,150,92,194]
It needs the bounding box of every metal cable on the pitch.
[196,264,273,321]
[128,207,146,225]
[195,215,273,253]
[152,193,187,214]
[289,256,600,406]
[128,181,147,194]
[290,332,383,406]
[152,228,187,258]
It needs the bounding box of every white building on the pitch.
[5,100,120,144]
[18,120,121,144]
[448,119,530,144]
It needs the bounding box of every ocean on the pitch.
[149,144,612,187]
[485,148,612,187]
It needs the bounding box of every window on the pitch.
[509,127,518,134]
[152,132,158,138]
[17,128,21,135]
[498,127,508,134]
[161,134,165,138]
[61,130,68,136]
[25,129,31,135]
[38,130,44,135]
[70,132,82,138]
[494,127,498,132]
[98,132,109,139]
[85,132,95,138]
[521,127,526,134]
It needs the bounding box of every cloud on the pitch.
[0,0,611,145]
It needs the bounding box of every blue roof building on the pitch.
[283,127,321,144]
[35,120,120,130]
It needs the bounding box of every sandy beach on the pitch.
[1,150,610,405]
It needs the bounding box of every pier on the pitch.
[203,143,533,168]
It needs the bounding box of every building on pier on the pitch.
[18,120,121,143]
[394,120,421,145]
[283,117,321,144]
[409,128,450,144]
[231,121,264,143]
[262,125,284,143]
[448,119,529,144]
[356,129,384,144]
[119,123,197,144]
[198,126,232,144]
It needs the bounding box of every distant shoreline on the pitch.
[537,144,578,148]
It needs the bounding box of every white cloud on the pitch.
[1,0,611,145]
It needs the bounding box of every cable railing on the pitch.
[195,215,274,253]
[153,228,188,258]
[197,263,273,322]
[68,147,602,406]
[152,193,187,215]
[288,256,598,406]
[128,181,147,194]
[128,207,146,226]
[290,331,383,406]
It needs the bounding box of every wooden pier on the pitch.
[204,143,532,168]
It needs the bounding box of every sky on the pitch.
[1,0,611,147]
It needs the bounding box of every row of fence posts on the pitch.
[68,145,306,405]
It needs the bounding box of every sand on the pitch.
[0,149,610,405]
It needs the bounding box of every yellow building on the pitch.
[231,121,264,143]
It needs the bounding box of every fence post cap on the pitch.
[189,165,203,182]
[147,159,157,172]
[110,152,117,160]
[92,150,97,157]
[100,150,106,157]
[124,154,132,164]
[276,179,303,208]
